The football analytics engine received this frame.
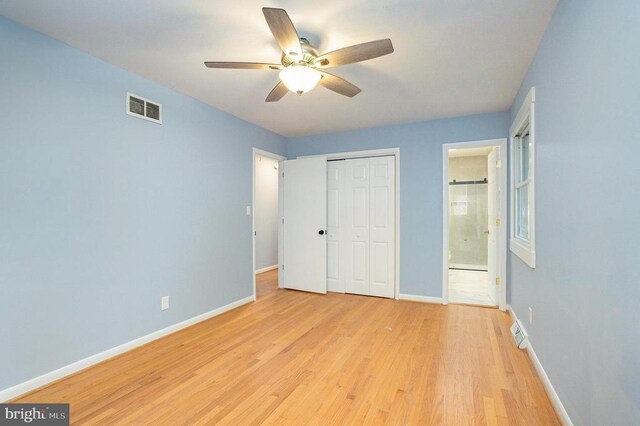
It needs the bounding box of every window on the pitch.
[510,87,536,268]
[514,125,530,240]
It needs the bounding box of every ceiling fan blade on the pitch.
[204,62,282,70]
[314,39,394,68]
[318,72,361,97]
[265,81,289,102]
[262,8,303,58]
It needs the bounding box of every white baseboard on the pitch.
[255,264,278,274]
[398,294,444,304]
[506,305,573,426]
[0,295,254,402]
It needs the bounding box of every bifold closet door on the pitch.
[343,156,395,298]
[345,159,371,295]
[369,156,395,298]
[327,161,346,293]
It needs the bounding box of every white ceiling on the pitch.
[1,0,557,137]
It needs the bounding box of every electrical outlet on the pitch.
[161,296,169,311]
[528,307,533,324]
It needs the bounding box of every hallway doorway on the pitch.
[252,148,286,300]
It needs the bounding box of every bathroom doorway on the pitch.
[442,139,507,310]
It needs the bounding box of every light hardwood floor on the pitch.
[14,271,559,424]
[256,269,279,299]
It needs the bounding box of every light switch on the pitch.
[246,206,251,216]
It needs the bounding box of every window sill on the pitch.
[510,239,536,268]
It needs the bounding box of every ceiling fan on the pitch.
[204,7,394,102]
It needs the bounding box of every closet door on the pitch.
[327,161,346,293]
[282,157,328,294]
[344,159,370,295]
[369,156,395,298]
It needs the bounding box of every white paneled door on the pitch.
[337,156,395,298]
[282,157,327,294]
[327,161,346,293]
[368,156,396,298]
[345,158,371,295]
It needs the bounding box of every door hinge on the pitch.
[282,172,284,178]
[496,277,501,286]
[496,218,501,227]
[282,264,285,270]
[282,218,285,224]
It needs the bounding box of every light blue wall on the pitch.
[0,17,286,391]
[508,1,640,424]
[287,112,509,297]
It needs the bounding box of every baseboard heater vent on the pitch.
[510,319,528,349]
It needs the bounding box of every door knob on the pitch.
[319,230,325,235]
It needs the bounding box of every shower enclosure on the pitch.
[448,179,489,270]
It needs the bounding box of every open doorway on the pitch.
[442,139,507,310]
[252,148,285,300]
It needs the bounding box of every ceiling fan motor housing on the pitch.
[282,38,320,66]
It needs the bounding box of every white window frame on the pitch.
[509,87,536,268]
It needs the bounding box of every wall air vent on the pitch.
[126,92,162,124]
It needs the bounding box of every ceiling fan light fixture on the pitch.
[205,8,393,102]
[279,64,322,95]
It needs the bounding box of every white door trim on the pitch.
[297,148,400,299]
[442,139,508,311]
[252,148,286,301]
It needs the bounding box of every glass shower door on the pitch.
[449,181,489,270]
